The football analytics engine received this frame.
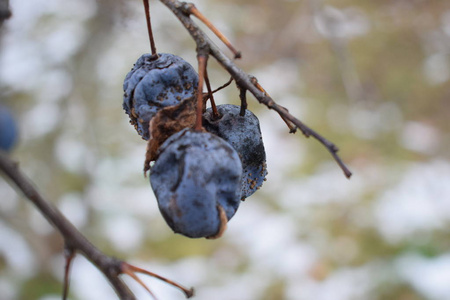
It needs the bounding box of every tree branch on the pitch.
[0,151,194,299]
[0,151,136,299]
[159,0,352,178]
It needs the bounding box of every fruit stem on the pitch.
[195,54,208,131]
[62,246,75,300]
[206,205,228,239]
[185,4,241,59]
[238,86,248,117]
[204,67,220,119]
[143,0,158,57]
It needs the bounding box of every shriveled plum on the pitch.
[150,129,242,238]
[123,53,199,140]
[203,104,267,199]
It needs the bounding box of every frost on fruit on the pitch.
[150,129,243,238]
[123,53,199,140]
[203,104,267,200]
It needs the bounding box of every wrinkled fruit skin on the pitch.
[0,105,17,152]
[150,129,243,238]
[203,104,267,200]
[123,53,199,140]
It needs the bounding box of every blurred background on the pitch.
[1,0,450,299]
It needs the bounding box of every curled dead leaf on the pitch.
[144,96,196,174]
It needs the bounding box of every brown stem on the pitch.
[213,77,234,94]
[204,67,219,118]
[122,263,158,300]
[143,0,158,57]
[183,3,241,59]
[122,263,195,298]
[206,205,228,240]
[62,246,76,300]
[196,54,208,131]
[202,77,234,101]
[238,85,247,117]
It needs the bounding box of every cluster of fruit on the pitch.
[123,53,267,239]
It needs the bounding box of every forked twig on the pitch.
[122,263,195,299]
[0,151,193,300]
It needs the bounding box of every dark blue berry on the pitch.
[150,129,242,238]
[123,53,199,140]
[203,104,267,200]
[0,105,18,152]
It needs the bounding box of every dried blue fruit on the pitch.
[123,53,199,140]
[203,104,267,199]
[150,129,242,238]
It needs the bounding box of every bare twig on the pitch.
[184,3,241,59]
[122,263,194,298]
[250,76,297,132]
[0,151,135,299]
[0,151,193,299]
[62,245,76,300]
[160,0,352,178]
[213,77,234,94]
[143,0,158,57]
[204,65,219,118]
[202,76,234,101]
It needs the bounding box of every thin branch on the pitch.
[202,76,234,102]
[62,245,76,300]
[250,76,297,132]
[143,0,158,56]
[204,67,219,118]
[0,151,136,300]
[160,0,352,178]
[0,151,193,299]
[122,263,194,298]
[184,3,241,59]
[212,76,233,94]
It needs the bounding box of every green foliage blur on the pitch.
[1,0,450,299]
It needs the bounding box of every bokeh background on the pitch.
[1,0,450,299]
